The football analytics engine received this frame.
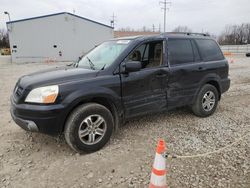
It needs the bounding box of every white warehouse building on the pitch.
[6,12,114,63]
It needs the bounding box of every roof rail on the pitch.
[162,32,210,37]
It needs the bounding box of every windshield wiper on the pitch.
[86,56,95,70]
[74,56,82,68]
[101,64,106,70]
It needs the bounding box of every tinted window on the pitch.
[142,44,149,61]
[195,39,224,61]
[191,40,201,62]
[168,39,194,65]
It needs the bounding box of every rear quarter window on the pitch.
[195,39,224,61]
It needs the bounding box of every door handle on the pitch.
[156,73,167,78]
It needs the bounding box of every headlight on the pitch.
[25,85,59,104]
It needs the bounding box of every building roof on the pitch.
[6,12,113,29]
[114,31,160,38]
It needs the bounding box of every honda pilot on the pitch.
[10,33,230,153]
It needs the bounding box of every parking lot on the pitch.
[0,55,249,188]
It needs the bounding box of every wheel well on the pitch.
[206,80,221,100]
[62,97,120,133]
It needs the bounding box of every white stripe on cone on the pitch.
[153,153,166,171]
[150,173,166,187]
[150,153,167,187]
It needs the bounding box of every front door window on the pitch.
[127,41,163,69]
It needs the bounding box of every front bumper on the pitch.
[10,108,39,132]
[10,96,67,135]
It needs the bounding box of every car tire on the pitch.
[64,103,114,153]
[192,84,219,117]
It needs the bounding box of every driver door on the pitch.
[120,39,169,119]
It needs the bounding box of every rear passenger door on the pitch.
[167,38,204,109]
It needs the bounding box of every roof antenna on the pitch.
[73,9,76,14]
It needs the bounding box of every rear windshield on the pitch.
[195,39,224,61]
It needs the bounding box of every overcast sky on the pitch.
[0,0,249,35]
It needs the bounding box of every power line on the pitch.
[159,0,171,32]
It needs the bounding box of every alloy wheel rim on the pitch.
[202,91,215,112]
[78,114,107,145]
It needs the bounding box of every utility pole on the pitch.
[110,13,116,28]
[152,24,155,32]
[4,11,11,32]
[4,11,11,22]
[159,0,171,32]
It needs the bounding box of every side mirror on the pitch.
[246,53,250,57]
[124,61,142,72]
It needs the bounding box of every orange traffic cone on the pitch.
[149,139,167,188]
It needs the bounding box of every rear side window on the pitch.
[195,39,224,61]
[191,40,201,62]
[168,39,194,65]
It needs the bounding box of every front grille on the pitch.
[14,85,24,101]
[15,86,23,97]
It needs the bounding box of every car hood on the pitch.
[18,66,97,89]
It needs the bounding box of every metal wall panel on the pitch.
[7,13,114,63]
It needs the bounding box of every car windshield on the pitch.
[77,40,130,70]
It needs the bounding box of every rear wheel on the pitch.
[64,103,114,153]
[192,84,219,117]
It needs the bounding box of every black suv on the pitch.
[10,33,230,153]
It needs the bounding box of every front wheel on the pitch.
[192,84,219,117]
[64,103,114,153]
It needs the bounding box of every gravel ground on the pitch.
[0,56,249,188]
